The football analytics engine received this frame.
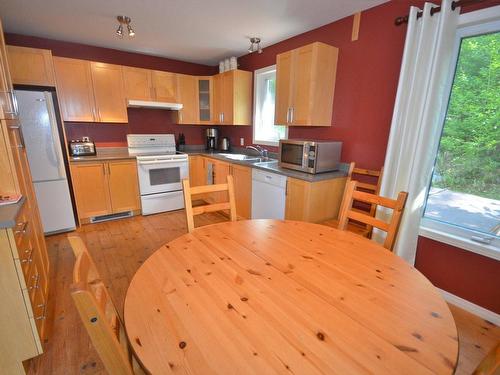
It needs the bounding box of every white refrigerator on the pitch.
[15,90,76,234]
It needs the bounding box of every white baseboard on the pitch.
[438,288,500,326]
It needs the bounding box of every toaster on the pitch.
[69,140,96,157]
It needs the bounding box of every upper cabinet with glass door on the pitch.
[197,76,213,124]
[275,42,338,127]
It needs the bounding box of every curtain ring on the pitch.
[430,7,439,16]
[451,1,459,11]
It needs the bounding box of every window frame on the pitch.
[419,6,500,261]
[252,65,288,146]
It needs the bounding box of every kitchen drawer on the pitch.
[12,209,30,248]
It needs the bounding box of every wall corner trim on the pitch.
[438,288,500,326]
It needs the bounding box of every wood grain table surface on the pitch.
[124,220,458,374]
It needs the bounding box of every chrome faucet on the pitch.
[246,145,269,158]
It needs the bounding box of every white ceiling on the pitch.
[0,0,388,65]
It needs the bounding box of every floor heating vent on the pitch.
[90,211,133,223]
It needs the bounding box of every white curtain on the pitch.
[375,0,460,264]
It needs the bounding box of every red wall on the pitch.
[415,238,500,313]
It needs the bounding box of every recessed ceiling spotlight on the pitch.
[116,16,135,38]
[248,37,263,54]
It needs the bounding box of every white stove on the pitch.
[127,134,189,215]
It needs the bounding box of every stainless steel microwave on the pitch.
[278,139,342,174]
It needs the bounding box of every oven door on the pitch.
[137,155,188,195]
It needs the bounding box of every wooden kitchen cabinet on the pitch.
[54,58,128,123]
[0,118,50,372]
[152,70,178,102]
[90,62,128,123]
[123,66,153,101]
[71,160,140,221]
[213,70,252,126]
[0,21,17,119]
[230,164,252,219]
[6,45,56,86]
[285,176,347,222]
[275,42,338,126]
[197,76,213,124]
[53,57,96,122]
[189,155,207,187]
[70,162,112,218]
[108,160,141,213]
[177,74,198,124]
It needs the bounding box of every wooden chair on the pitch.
[338,181,408,251]
[473,342,500,375]
[68,236,145,375]
[323,162,384,237]
[182,175,237,233]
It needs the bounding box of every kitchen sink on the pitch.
[217,153,276,163]
[217,153,259,160]
[253,160,279,167]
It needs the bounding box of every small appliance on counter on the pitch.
[219,137,230,151]
[69,138,97,157]
[279,139,342,174]
[206,128,218,150]
[178,133,186,152]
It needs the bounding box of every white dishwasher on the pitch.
[251,169,287,219]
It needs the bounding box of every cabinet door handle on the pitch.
[290,107,294,124]
[15,221,28,234]
[8,125,26,148]
[286,108,290,123]
[102,164,106,175]
[3,91,19,116]
[108,164,111,175]
[221,112,224,123]
[97,108,102,122]
[21,250,33,264]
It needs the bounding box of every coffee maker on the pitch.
[206,128,218,151]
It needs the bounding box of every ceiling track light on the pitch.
[116,15,135,38]
[248,37,263,54]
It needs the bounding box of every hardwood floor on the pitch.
[28,211,499,374]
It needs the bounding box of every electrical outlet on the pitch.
[240,138,244,146]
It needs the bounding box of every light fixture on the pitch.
[248,37,263,54]
[116,16,135,38]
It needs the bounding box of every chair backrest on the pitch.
[68,236,135,375]
[473,342,500,375]
[350,164,384,196]
[338,181,408,251]
[182,175,237,233]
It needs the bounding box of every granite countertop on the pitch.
[70,146,347,182]
[0,197,25,229]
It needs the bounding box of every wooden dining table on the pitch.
[124,220,458,374]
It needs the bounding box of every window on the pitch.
[420,13,500,258]
[253,65,287,146]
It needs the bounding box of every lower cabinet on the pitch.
[70,160,140,222]
[0,118,49,374]
[231,164,252,219]
[285,177,347,223]
[189,155,207,187]
[188,156,252,219]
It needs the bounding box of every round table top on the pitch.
[124,220,458,374]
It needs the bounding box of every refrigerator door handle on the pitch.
[45,92,66,179]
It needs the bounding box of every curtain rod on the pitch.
[394,0,485,26]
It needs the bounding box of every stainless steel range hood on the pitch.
[127,99,183,110]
